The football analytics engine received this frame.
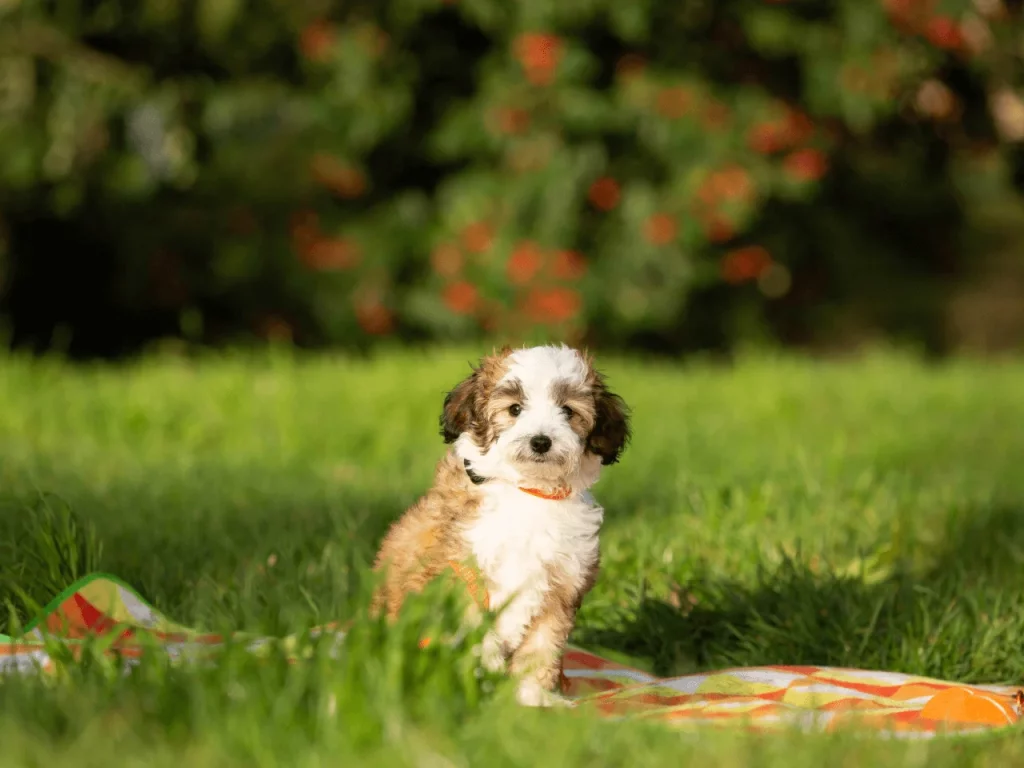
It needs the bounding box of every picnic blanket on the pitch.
[1,573,1021,738]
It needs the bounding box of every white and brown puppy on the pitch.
[371,344,629,707]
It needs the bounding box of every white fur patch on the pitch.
[462,476,602,666]
[516,677,577,708]
[504,344,591,395]
[453,344,609,694]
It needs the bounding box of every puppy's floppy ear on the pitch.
[587,384,631,465]
[440,370,480,444]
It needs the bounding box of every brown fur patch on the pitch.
[580,353,631,465]
[440,347,514,448]
[551,378,598,442]
[370,451,483,620]
[508,559,599,691]
[485,378,525,437]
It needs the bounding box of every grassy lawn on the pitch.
[2,347,1024,766]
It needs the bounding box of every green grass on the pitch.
[2,346,1024,766]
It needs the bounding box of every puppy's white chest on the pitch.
[463,488,601,609]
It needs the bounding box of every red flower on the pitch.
[883,0,935,31]
[460,222,494,254]
[355,301,394,335]
[300,21,336,62]
[698,165,755,205]
[700,101,732,130]
[310,154,366,199]
[700,213,736,244]
[513,33,564,86]
[643,213,678,246]
[615,54,647,80]
[290,210,319,246]
[588,177,621,211]
[551,249,587,281]
[302,238,362,271]
[748,122,786,154]
[748,109,815,154]
[784,109,815,144]
[491,107,531,136]
[721,246,772,284]
[524,287,582,324]
[783,148,829,182]
[430,243,463,278]
[507,241,543,285]
[925,16,964,50]
[443,281,479,315]
[656,87,693,119]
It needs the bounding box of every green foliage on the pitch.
[1,0,1023,353]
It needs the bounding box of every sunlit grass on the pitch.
[1,347,1024,765]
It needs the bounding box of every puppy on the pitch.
[371,344,629,707]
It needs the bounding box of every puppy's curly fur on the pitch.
[372,344,629,706]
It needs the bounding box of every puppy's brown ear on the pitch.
[440,371,480,444]
[587,384,630,465]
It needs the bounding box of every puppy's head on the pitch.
[441,345,630,486]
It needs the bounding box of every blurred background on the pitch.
[2,0,1024,360]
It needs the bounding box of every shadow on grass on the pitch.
[5,472,1024,685]
[0,476,403,636]
[577,504,1024,684]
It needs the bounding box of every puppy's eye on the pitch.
[561,405,574,419]
[509,404,522,417]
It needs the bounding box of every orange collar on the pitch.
[518,485,573,501]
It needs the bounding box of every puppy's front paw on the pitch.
[515,679,576,708]
[478,632,507,673]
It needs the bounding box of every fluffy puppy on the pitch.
[371,344,629,707]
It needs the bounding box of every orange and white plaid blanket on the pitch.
[1,574,1020,738]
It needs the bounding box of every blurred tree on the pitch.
[1,0,1022,356]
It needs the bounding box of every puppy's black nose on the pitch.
[530,435,552,454]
